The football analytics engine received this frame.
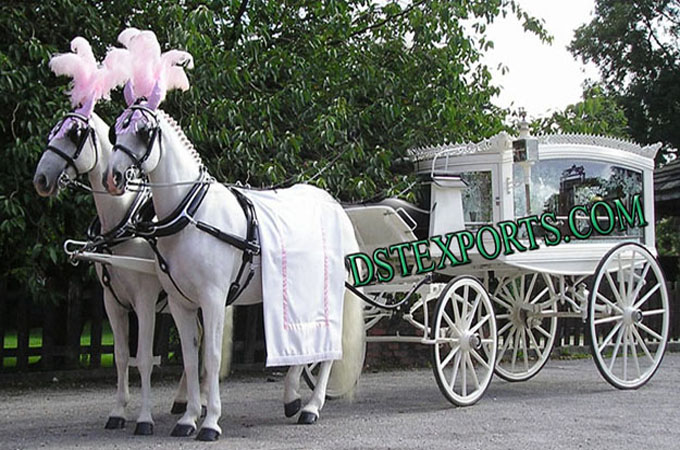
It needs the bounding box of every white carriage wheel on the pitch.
[588,242,669,389]
[431,276,497,406]
[492,272,558,382]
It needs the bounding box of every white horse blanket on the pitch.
[237,184,346,366]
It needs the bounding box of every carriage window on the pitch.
[460,171,493,231]
[513,159,643,240]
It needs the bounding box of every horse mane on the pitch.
[157,110,203,168]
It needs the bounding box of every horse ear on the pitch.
[147,80,163,110]
[123,80,135,106]
[75,94,95,117]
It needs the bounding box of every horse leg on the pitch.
[171,372,188,414]
[168,300,201,437]
[283,365,304,418]
[298,361,332,424]
[102,291,129,429]
[133,295,156,435]
[196,302,225,441]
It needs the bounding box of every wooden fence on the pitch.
[1,281,679,374]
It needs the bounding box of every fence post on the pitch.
[66,280,83,369]
[0,279,6,368]
[42,300,56,370]
[89,285,103,368]
[16,296,29,371]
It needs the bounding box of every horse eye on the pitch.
[137,124,151,143]
[67,125,83,143]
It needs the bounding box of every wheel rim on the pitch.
[589,244,669,389]
[433,277,497,406]
[492,272,558,381]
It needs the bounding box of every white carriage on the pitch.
[342,126,669,406]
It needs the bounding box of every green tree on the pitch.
[531,84,629,137]
[0,0,546,302]
[570,0,680,161]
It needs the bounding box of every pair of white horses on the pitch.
[33,73,364,441]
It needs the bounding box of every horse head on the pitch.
[34,36,127,197]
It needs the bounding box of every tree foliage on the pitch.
[570,0,680,161]
[531,85,629,138]
[0,0,546,302]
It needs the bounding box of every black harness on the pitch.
[110,106,261,306]
[46,112,98,178]
[84,188,168,312]
[132,170,261,306]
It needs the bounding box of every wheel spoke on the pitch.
[449,351,462,388]
[470,347,490,370]
[520,328,529,370]
[596,292,624,314]
[497,321,513,336]
[469,314,491,334]
[466,292,481,328]
[452,294,462,324]
[496,313,511,320]
[442,311,460,336]
[631,326,655,365]
[641,309,665,316]
[632,283,661,310]
[535,325,551,339]
[440,345,460,368]
[629,328,641,379]
[502,285,518,305]
[630,262,651,301]
[511,330,520,371]
[492,296,513,311]
[529,286,550,305]
[526,328,544,360]
[605,271,626,306]
[466,353,480,390]
[626,251,637,301]
[524,273,538,303]
[622,328,628,381]
[497,326,515,362]
[462,285,469,323]
[608,325,625,371]
[636,322,663,341]
[461,352,468,397]
[594,315,623,326]
[597,321,623,354]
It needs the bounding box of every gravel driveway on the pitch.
[1,353,678,449]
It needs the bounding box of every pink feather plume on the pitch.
[49,36,129,111]
[115,28,193,105]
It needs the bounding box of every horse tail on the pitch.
[219,305,234,379]
[327,213,366,399]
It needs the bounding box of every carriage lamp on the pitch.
[513,117,539,214]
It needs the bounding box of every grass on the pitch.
[3,321,115,369]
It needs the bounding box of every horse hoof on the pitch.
[171,401,187,414]
[105,417,126,429]
[134,422,153,436]
[170,423,196,437]
[196,427,220,441]
[284,399,301,418]
[297,411,318,425]
[201,405,207,418]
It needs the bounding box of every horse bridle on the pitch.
[110,104,161,174]
[45,112,98,179]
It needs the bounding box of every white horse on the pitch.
[33,109,228,434]
[104,93,365,441]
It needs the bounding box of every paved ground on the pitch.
[1,353,679,449]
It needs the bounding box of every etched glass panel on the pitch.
[513,159,644,240]
[460,171,493,230]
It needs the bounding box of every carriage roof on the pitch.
[407,132,661,163]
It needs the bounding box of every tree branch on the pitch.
[641,14,678,70]
[330,0,428,46]
[233,0,249,28]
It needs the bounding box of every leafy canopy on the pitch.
[0,0,546,301]
[570,0,680,161]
